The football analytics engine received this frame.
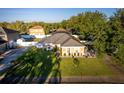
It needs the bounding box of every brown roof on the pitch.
[30,26,43,29]
[56,28,66,32]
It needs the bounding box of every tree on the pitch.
[108,9,124,63]
[7,21,27,34]
[60,11,108,53]
[0,22,9,27]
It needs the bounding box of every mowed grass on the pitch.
[60,57,115,76]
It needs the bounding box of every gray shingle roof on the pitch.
[44,31,84,47]
[44,32,70,44]
[61,38,83,46]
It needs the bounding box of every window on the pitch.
[76,50,78,53]
[74,53,76,56]
[62,48,66,52]
[72,48,74,52]
[81,53,82,56]
[64,53,66,56]
[67,48,70,53]
[77,53,79,56]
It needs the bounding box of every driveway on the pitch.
[0,48,28,72]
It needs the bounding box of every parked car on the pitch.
[35,43,43,48]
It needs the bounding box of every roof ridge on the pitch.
[52,31,71,35]
[61,34,84,46]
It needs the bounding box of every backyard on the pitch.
[0,47,124,83]
[60,57,115,76]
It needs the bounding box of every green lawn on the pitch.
[0,48,117,83]
[33,38,41,42]
[60,57,115,76]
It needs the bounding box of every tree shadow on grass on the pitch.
[48,57,61,84]
[48,69,61,84]
[0,48,57,84]
[73,58,80,67]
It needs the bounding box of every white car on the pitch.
[35,43,43,48]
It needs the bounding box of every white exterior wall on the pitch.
[61,46,86,56]
[17,42,37,46]
[29,28,45,38]
[33,35,46,38]
[16,39,37,47]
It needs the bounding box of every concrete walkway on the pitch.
[0,48,28,72]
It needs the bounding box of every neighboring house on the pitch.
[43,29,87,57]
[29,26,45,38]
[16,35,37,47]
[0,27,19,51]
[0,27,19,41]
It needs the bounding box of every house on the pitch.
[0,27,19,41]
[0,27,19,51]
[43,29,87,57]
[29,26,45,38]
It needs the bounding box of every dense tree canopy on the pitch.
[60,11,108,53]
[107,9,124,63]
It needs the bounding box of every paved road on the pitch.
[0,48,28,72]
